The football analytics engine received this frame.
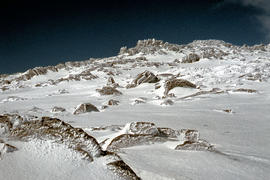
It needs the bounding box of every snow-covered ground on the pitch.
[1,39,270,179]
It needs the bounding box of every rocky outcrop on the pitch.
[1,115,140,179]
[131,97,147,105]
[182,53,200,63]
[126,71,159,88]
[107,159,141,180]
[164,78,196,95]
[52,106,66,113]
[107,134,166,151]
[125,122,159,136]
[16,66,58,81]
[11,117,103,159]
[175,140,214,151]
[104,121,213,154]
[0,114,23,136]
[106,122,162,151]
[175,129,214,151]
[232,88,257,93]
[0,140,18,159]
[108,99,120,106]
[160,99,174,106]
[106,77,120,88]
[73,103,99,115]
[96,86,122,96]
[119,39,183,56]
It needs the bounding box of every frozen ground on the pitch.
[0,39,270,179]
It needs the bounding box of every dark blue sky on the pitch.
[0,0,268,74]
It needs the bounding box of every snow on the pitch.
[0,39,270,179]
[0,139,121,180]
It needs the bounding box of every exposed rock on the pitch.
[0,86,9,91]
[52,106,66,113]
[131,97,147,105]
[107,76,116,85]
[251,44,266,51]
[16,66,58,81]
[101,105,109,110]
[119,46,128,54]
[89,125,123,132]
[107,160,141,180]
[4,116,140,179]
[164,78,196,95]
[233,88,257,93]
[125,122,159,136]
[108,99,120,106]
[0,114,23,135]
[29,106,44,113]
[127,70,159,88]
[0,140,18,158]
[107,77,120,88]
[157,127,178,138]
[182,53,200,63]
[223,109,233,113]
[178,88,225,100]
[160,99,174,106]
[11,117,103,159]
[175,140,214,151]
[0,116,13,135]
[1,96,27,103]
[119,39,182,56]
[179,129,199,142]
[96,86,122,96]
[73,103,99,115]
[106,134,166,151]
[58,89,69,94]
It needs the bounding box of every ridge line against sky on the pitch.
[0,0,269,74]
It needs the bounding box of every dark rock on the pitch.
[107,160,141,180]
[175,140,214,151]
[161,99,174,106]
[108,99,120,106]
[96,86,122,96]
[164,78,196,95]
[126,70,159,88]
[52,106,66,113]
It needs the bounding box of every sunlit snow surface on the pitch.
[1,40,270,179]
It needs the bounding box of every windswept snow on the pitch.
[1,39,270,179]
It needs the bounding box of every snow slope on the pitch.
[0,39,270,179]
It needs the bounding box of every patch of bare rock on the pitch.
[119,39,183,56]
[73,103,99,115]
[182,53,200,63]
[52,106,66,113]
[104,122,214,153]
[107,76,120,88]
[0,139,18,159]
[232,88,257,93]
[126,70,159,88]
[96,86,122,96]
[131,97,147,105]
[108,99,120,106]
[164,78,196,95]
